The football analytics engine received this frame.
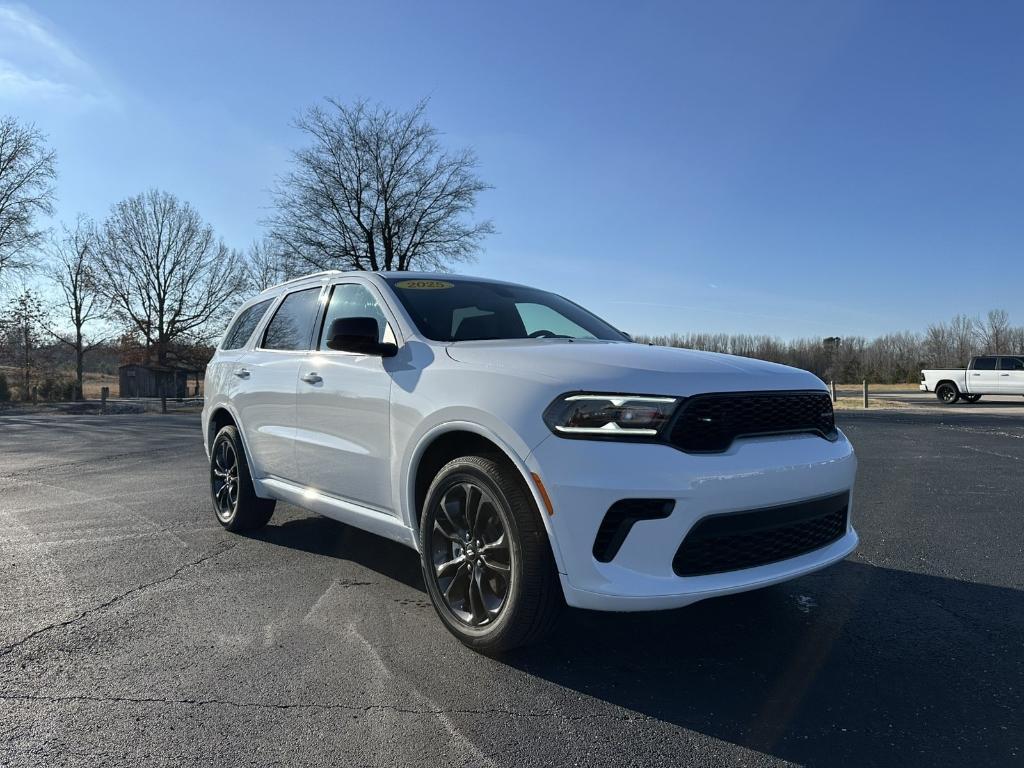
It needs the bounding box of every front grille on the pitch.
[672,492,849,576]
[669,390,836,453]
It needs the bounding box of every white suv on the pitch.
[203,271,858,651]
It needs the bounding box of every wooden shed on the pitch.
[118,364,203,399]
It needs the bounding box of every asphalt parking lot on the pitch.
[1,410,1021,767]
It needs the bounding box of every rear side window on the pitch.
[221,299,273,350]
[261,287,322,350]
[1000,357,1024,371]
[973,356,998,370]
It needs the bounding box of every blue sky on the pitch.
[1,1,1021,338]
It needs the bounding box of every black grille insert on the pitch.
[672,492,849,576]
[593,499,675,563]
[669,390,836,453]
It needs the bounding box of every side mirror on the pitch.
[325,317,398,357]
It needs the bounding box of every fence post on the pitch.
[100,386,109,412]
[830,380,836,403]
[31,386,37,405]
[863,380,869,409]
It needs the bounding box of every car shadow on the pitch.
[247,512,427,593]
[245,514,1020,766]
[502,560,1022,766]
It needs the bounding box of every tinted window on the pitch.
[385,278,625,342]
[318,284,393,349]
[973,356,998,370]
[999,356,1024,371]
[261,288,322,350]
[221,299,273,350]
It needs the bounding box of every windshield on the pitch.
[384,278,627,342]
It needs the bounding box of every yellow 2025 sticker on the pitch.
[395,279,454,290]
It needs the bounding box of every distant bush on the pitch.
[0,374,9,402]
[37,377,76,402]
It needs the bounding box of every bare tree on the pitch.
[924,321,954,367]
[48,216,107,400]
[96,189,246,365]
[245,236,297,293]
[979,309,1011,353]
[269,99,494,273]
[0,117,57,285]
[949,314,977,364]
[0,289,47,400]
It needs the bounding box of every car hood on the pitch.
[444,339,824,396]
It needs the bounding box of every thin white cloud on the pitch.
[0,4,115,107]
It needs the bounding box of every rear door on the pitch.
[998,356,1024,394]
[294,281,397,512]
[968,356,1000,394]
[233,285,325,483]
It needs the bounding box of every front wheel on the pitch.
[210,425,275,532]
[419,455,562,653]
[935,383,960,404]
[962,394,982,403]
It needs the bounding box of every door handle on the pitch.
[972,373,980,376]
[1001,373,1010,376]
[234,368,251,379]
[301,372,323,384]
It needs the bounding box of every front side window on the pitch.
[385,278,625,342]
[221,299,273,350]
[318,283,394,349]
[999,356,1024,371]
[973,356,998,370]
[261,287,322,351]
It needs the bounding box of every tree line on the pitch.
[0,100,492,401]
[634,309,1024,385]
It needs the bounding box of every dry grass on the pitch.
[832,396,911,410]
[835,382,921,392]
[82,372,119,399]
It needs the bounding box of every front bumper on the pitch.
[526,429,858,611]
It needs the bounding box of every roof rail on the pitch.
[266,270,345,292]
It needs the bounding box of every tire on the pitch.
[210,425,275,532]
[962,394,982,403]
[419,455,563,653]
[935,383,960,404]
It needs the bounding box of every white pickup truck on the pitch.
[920,355,1024,403]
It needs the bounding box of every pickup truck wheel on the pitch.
[419,455,562,653]
[210,425,275,532]
[962,394,982,403]
[935,383,960,404]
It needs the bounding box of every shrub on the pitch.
[37,376,76,402]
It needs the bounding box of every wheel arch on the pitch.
[404,422,567,574]
[935,379,960,393]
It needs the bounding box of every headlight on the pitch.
[543,393,680,439]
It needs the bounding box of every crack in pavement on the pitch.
[0,540,240,659]
[0,691,651,723]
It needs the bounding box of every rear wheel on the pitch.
[210,425,275,532]
[935,383,960,404]
[419,455,562,653]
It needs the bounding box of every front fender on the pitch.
[398,416,568,575]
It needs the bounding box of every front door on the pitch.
[295,282,396,513]
[234,286,324,484]
[969,356,1000,394]
[998,356,1024,394]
